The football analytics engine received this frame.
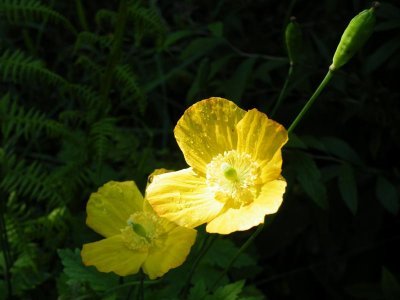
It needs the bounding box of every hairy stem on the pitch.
[288,69,333,134]
[211,224,264,290]
[181,234,217,297]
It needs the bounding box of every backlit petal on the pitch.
[86,181,144,237]
[146,168,224,228]
[206,178,286,234]
[142,226,197,279]
[81,235,148,276]
[174,97,246,174]
[236,109,287,166]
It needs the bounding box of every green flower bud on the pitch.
[285,17,302,65]
[331,3,378,70]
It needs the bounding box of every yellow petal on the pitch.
[206,178,286,234]
[81,235,148,276]
[236,109,287,168]
[259,150,283,183]
[86,181,144,237]
[146,168,224,228]
[142,226,197,279]
[174,97,246,174]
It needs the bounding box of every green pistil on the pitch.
[222,163,238,181]
[128,220,150,242]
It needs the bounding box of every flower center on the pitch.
[121,212,166,251]
[206,150,260,209]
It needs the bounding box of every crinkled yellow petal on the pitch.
[146,168,224,228]
[259,150,284,183]
[236,109,287,168]
[86,181,144,237]
[81,235,148,276]
[174,97,246,174]
[142,226,197,279]
[206,178,286,234]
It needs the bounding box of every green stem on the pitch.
[99,0,129,110]
[75,0,89,31]
[0,196,12,298]
[181,234,217,297]
[22,29,37,56]
[270,64,294,117]
[211,223,264,290]
[137,271,144,300]
[287,69,334,134]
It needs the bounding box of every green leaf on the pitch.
[208,22,224,37]
[338,163,358,214]
[320,137,363,165]
[225,58,257,102]
[364,37,400,73]
[376,177,399,215]
[286,133,308,150]
[202,239,256,269]
[292,152,328,209]
[58,248,118,292]
[187,58,210,103]
[188,280,208,300]
[382,267,400,300]
[206,280,245,300]
[0,280,6,300]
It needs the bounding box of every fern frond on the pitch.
[0,94,66,141]
[0,153,63,207]
[67,84,101,112]
[89,117,117,164]
[95,9,116,29]
[74,55,103,77]
[0,0,76,33]
[0,50,68,87]
[74,31,113,53]
[114,65,146,113]
[128,2,166,45]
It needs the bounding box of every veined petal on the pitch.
[142,226,197,279]
[146,168,224,228]
[259,151,284,183]
[174,97,246,174]
[236,109,288,166]
[206,178,286,234]
[81,235,148,276]
[86,181,144,238]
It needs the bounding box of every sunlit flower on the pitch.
[146,97,288,234]
[81,177,197,279]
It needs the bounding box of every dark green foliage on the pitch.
[0,0,399,299]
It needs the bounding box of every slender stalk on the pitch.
[270,64,294,117]
[75,0,89,31]
[211,223,264,290]
[0,196,12,298]
[288,69,334,134]
[137,271,144,300]
[22,29,37,56]
[181,234,217,297]
[99,0,129,110]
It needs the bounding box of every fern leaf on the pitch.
[95,8,116,29]
[0,0,76,33]
[0,94,66,140]
[114,64,146,113]
[74,31,113,53]
[89,117,117,164]
[128,2,166,45]
[0,50,68,87]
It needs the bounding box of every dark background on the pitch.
[0,0,399,299]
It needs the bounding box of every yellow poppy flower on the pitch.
[81,178,197,279]
[146,97,288,235]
